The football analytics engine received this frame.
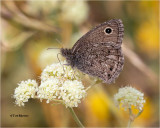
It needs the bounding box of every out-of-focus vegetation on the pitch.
[1,1,159,127]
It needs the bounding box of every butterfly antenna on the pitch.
[56,39,63,48]
[57,53,65,73]
[63,63,70,66]
[47,48,60,50]
[47,39,63,50]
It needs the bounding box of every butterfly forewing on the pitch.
[72,19,123,53]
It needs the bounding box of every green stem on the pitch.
[68,107,84,128]
[136,110,143,118]
[127,118,132,128]
[127,108,143,128]
[127,108,133,128]
[85,80,99,91]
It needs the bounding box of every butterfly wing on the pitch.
[72,19,124,84]
[72,19,124,53]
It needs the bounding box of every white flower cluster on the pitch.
[37,78,60,103]
[38,61,86,107]
[14,61,86,108]
[38,49,62,69]
[41,61,80,82]
[26,0,89,25]
[61,0,89,25]
[59,80,86,107]
[13,79,38,106]
[114,86,145,111]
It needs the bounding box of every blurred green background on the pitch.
[1,0,159,127]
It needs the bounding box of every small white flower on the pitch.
[41,61,80,82]
[114,86,145,111]
[59,80,86,108]
[13,79,38,106]
[38,48,62,69]
[61,0,89,25]
[37,78,60,103]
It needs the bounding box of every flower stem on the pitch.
[68,107,84,128]
[85,80,99,91]
[127,108,133,128]
[127,108,143,128]
[127,118,132,128]
[136,110,143,118]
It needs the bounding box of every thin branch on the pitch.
[1,29,36,52]
[122,43,158,84]
[2,1,60,33]
[68,107,84,128]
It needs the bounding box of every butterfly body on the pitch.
[61,19,124,84]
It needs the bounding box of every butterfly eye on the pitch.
[105,28,112,34]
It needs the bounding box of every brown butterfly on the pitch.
[61,19,124,84]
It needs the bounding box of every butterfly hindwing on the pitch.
[73,41,124,84]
